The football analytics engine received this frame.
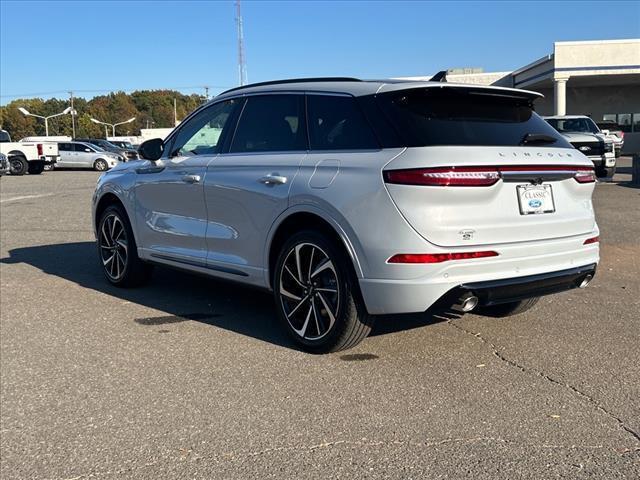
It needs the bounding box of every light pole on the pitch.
[90,117,136,138]
[18,107,72,136]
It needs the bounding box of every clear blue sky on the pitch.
[1,0,638,103]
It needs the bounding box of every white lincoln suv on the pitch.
[92,78,599,353]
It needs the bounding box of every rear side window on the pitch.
[376,88,572,148]
[307,95,379,150]
[230,95,306,153]
[58,143,71,151]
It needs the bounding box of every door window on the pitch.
[230,95,306,153]
[170,99,238,157]
[307,95,379,150]
[73,143,91,152]
[58,143,71,151]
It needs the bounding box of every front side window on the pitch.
[377,88,572,148]
[74,143,92,152]
[307,95,379,150]
[230,95,306,153]
[170,99,237,157]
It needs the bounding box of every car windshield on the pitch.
[546,118,600,134]
[90,144,105,152]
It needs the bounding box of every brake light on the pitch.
[583,236,599,245]
[388,251,499,264]
[384,167,500,186]
[37,143,43,156]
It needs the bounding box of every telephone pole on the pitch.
[69,91,76,138]
[236,0,247,86]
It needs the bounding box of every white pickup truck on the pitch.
[0,129,56,175]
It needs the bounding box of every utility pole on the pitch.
[69,91,76,138]
[203,86,210,101]
[174,98,178,126]
[236,0,248,86]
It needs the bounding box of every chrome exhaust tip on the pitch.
[460,295,479,312]
[579,274,593,289]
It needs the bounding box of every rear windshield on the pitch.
[376,88,572,148]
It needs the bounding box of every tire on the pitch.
[273,230,374,353]
[596,166,615,178]
[97,204,153,287]
[477,297,539,318]
[9,156,28,176]
[94,159,109,171]
[28,162,45,175]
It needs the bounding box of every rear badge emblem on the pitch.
[528,199,542,208]
[459,229,475,241]
[579,146,591,152]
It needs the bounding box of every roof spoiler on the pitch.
[429,71,448,82]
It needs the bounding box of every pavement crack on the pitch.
[448,320,640,444]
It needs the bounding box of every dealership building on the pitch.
[403,39,640,153]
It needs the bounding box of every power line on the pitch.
[0,85,233,99]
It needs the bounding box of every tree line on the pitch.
[0,90,206,140]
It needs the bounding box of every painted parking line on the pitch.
[0,193,55,204]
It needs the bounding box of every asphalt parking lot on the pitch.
[1,158,639,479]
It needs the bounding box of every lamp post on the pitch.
[90,117,136,138]
[18,107,72,136]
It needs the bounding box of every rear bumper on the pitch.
[453,263,596,306]
[358,233,599,315]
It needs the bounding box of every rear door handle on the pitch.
[182,174,201,184]
[259,174,288,185]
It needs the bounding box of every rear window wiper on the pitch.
[520,133,558,145]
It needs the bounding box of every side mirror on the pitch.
[601,129,610,135]
[85,148,91,152]
[138,138,164,161]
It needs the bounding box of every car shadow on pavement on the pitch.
[1,241,460,350]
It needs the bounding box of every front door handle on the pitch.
[259,174,288,185]
[182,174,201,184]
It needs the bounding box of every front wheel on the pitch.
[97,204,152,287]
[477,297,539,318]
[94,159,109,171]
[273,230,374,353]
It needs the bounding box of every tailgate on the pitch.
[383,146,596,247]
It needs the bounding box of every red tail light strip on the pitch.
[383,165,596,186]
[583,236,599,245]
[388,251,499,264]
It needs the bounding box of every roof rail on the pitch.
[218,77,362,96]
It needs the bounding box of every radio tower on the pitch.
[235,0,248,86]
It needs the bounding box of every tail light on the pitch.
[573,169,597,183]
[384,167,500,187]
[388,251,499,264]
[384,165,596,186]
[583,236,599,245]
[37,143,43,156]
